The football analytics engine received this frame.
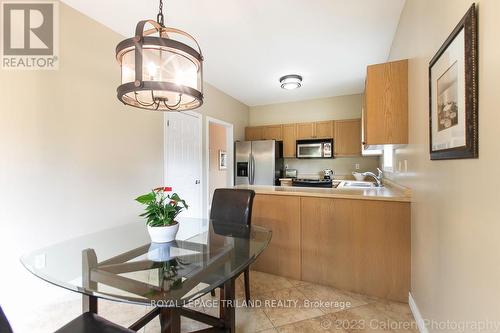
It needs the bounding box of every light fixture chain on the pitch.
[157,0,165,27]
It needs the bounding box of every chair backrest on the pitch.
[210,189,255,226]
[0,306,14,333]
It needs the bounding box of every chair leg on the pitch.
[244,268,250,303]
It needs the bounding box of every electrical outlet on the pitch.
[355,163,360,170]
[35,254,46,269]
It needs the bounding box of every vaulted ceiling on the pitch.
[62,0,405,106]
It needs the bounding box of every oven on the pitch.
[296,139,333,159]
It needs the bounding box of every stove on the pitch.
[292,178,333,188]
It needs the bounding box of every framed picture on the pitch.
[429,4,478,160]
[218,150,227,170]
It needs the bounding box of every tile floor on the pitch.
[17,271,418,332]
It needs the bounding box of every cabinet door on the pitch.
[365,59,408,145]
[262,125,283,140]
[245,126,263,141]
[301,197,410,302]
[296,122,315,139]
[251,195,301,280]
[282,124,297,158]
[334,119,361,156]
[315,121,334,139]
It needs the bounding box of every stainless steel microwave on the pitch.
[296,139,333,159]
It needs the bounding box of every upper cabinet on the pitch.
[363,59,408,148]
[334,119,361,156]
[315,121,334,139]
[245,125,282,141]
[245,126,263,141]
[262,125,283,140]
[333,119,361,156]
[282,124,297,158]
[296,122,315,139]
[296,121,334,140]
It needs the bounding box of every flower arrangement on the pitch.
[135,187,188,227]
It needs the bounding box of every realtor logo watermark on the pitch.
[1,0,59,69]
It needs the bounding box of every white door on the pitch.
[165,112,202,218]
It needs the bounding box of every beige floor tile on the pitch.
[257,328,278,333]
[241,270,295,298]
[256,287,324,327]
[296,283,372,314]
[275,315,346,332]
[235,306,274,333]
[276,300,417,333]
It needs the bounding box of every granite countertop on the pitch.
[235,180,411,203]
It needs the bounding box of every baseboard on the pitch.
[409,292,429,333]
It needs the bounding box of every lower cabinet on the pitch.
[251,194,301,280]
[250,194,410,302]
[301,197,410,302]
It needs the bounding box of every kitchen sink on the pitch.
[339,181,380,188]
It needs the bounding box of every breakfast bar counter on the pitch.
[237,181,411,303]
[235,180,411,203]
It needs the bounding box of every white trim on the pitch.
[205,116,234,218]
[409,292,428,333]
[164,111,203,217]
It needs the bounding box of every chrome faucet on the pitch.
[362,168,383,187]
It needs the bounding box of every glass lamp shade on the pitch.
[116,20,203,111]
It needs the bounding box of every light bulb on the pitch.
[147,62,157,80]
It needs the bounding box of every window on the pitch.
[383,146,394,172]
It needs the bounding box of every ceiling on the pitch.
[61,0,406,106]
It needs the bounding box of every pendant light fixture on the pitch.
[116,0,204,111]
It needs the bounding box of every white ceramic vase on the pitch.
[147,222,179,243]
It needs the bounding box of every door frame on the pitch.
[205,116,234,217]
[163,111,203,217]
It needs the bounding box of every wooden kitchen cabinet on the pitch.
[251,195,301,280]
[334,119,361,156]
[301,197,410,302]
[296,122,315,139]
[315,120,334,139]
[245,126,263,141]
[282,123,297,157]
[364,59,408,147]
[262,125,282,140]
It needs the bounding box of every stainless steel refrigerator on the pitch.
[235,140,283,186]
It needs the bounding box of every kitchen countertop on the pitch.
[235,180,411,202]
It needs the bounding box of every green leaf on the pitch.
[135,192,156,204]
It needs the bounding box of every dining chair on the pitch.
[0,306,13,333]
[0,305,133,333]
[209,188,255,302]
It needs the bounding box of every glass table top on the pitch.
[21,218,271,306]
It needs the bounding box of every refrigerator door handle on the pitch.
[250,154,255,185]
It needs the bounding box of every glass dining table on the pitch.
[21,217,272,333]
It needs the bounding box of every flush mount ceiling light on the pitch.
[116,0,203,111]
[279,74,302,90]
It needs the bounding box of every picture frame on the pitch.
[429,3,478,160]
[218,150,227,170]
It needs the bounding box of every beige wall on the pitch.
[249,94,362,126]
[0,3,248,330]
[386,0,500,330]
[249,94,379,176]
[208,123,228,203]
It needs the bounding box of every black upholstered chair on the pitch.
[0,305,133,333]
[0,306,13,333]
[209,188,255,302]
